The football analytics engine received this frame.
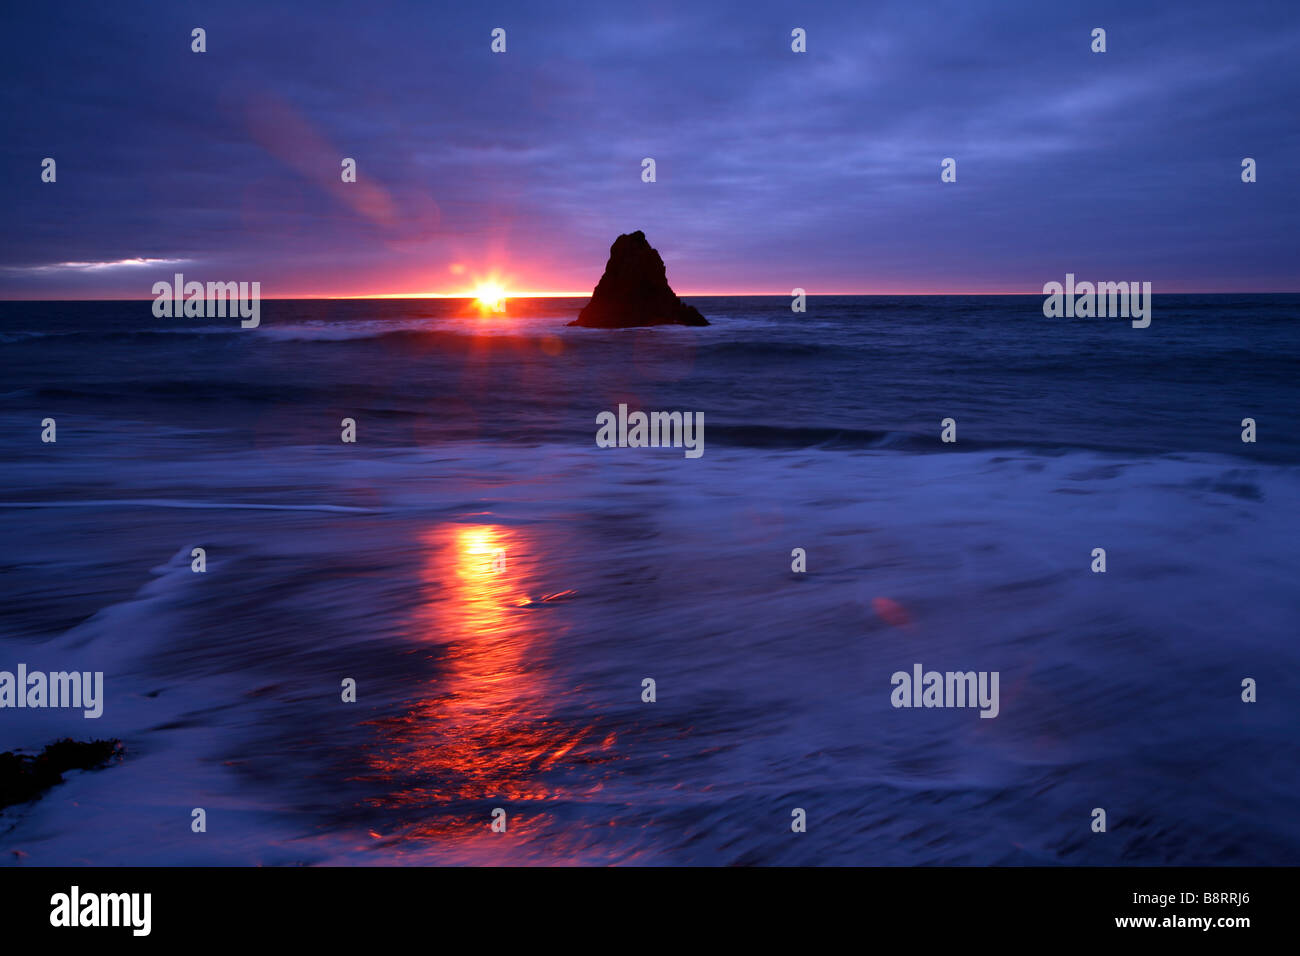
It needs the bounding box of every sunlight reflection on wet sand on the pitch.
[360,522,617,855]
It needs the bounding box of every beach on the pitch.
[1,295,1297,864]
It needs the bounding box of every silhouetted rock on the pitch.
[570,231,709,327]
[0,738,121,809]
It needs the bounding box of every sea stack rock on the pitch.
[569,231,709,328]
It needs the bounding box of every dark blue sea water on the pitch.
[1,295,1297,864]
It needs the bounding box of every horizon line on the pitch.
[4,289,1299,302]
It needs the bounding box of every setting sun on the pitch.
[473,283,508,312]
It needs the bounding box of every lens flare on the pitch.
[473,283,507,313]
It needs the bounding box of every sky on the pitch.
[1,0,1297,298]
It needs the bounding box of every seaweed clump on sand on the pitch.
[0,738,122,810]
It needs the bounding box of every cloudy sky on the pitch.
[1,0,1296,297]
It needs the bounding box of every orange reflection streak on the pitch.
[361,523,616,848]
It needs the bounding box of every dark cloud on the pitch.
[1,0,1296,296]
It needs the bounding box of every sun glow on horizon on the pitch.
[472,281,508,313]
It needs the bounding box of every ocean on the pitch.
[1,294,1297,865]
